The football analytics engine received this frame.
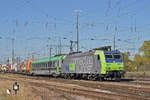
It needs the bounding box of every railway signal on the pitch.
[13,82,19,94]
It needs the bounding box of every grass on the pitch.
[1,94,13,100]
[1,92,24,100]
[126,71,150,75]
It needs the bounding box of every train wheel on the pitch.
[64,74,67,79]
[99,77,104,81]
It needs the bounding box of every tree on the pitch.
[137,40,150,71]
[139,40,150,57]
[134,54,143,71]
[122,40,150,72]
[122,52,135,71]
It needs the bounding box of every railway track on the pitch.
[0,73,150,100]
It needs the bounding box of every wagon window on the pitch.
[55,61,58,67]
[44,63,45,67]
[48,62,50,67]
[45,63,47,67]
[50,61,53,67]
[32,64,34,68]
[53,61,56,67]
[39,63,41,68]
[51,61,54,67]
[46,63,48,67]
[42,63,44,67]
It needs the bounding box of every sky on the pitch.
[0,0,150,63]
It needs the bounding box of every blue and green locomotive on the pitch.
[61,49,124,80]
[30,46,125,80]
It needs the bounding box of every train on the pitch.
[4,46,125,81]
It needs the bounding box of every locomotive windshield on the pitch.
[105,54,113,59]
[113,54,121,59]
[105,54,122,60]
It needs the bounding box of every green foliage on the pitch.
[122,52,135,72]
[134,54,143,71]
[124,40,150,72]
[122,52,130,62]
[139,40,150,57]
[137,40,150,71]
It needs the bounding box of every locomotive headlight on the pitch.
[119,67,124,70]
[107,64,111,66]
[117,63,122,65]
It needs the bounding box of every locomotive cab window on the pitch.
[105,54,113,59]
[113,54,121,59]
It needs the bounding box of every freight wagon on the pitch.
[25,59,35,73]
